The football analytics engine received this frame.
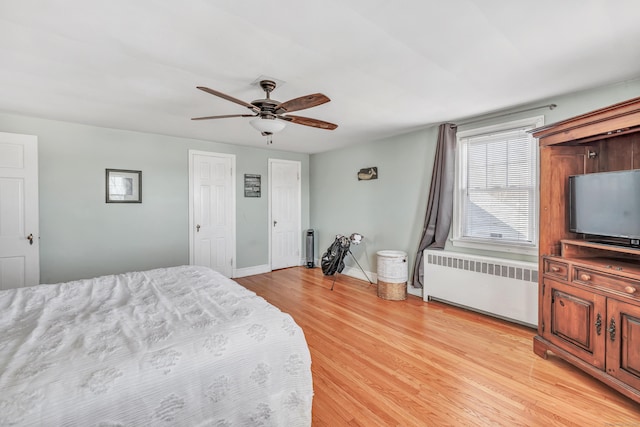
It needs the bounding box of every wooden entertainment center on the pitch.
[532,96,640,404]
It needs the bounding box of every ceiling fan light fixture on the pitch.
[193,80,337,144]
[250,117,286,134]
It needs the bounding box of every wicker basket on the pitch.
[376,250,408,301]
[377,280,407,301]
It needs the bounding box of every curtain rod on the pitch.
[452,103,557,128]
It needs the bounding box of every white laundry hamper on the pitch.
[376,250,408,300]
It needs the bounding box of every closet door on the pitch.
[189,150,235,278]
[270,159,301,270]
[0,132,39,289]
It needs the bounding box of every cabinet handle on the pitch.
[624,286,637,294]
[608,317,616,342]
[580,273,591,281]
[595,313,602,336]
[550,266,560,272]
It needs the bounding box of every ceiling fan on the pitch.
[192,80,338,143]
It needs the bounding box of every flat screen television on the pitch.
[569,169,640,245]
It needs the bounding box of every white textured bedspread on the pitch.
[0,266,312,426]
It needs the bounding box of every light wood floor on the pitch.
[235,267,640,426]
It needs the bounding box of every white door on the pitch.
[0,132,39,290]
[270,159,301,270]
[189,151,235,277]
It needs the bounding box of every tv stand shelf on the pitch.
[561,239,640,259]
[532,96,640,405]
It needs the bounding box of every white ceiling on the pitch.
[1,0,640,154]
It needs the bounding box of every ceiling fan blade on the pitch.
[279,115,338,130]
[196,86,260,113]
[191,114,256,121]
[276,93,330,114]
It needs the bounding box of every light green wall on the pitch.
[310,127,439,276]
[2,78,638,285]
[310,78,640,284]
[0,113,309,283]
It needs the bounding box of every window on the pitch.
[452,116,543,255]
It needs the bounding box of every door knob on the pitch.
[27,234,34,245]
[196,224,201,232]
[273,220,277,227]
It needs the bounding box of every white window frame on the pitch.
[451,116,543,256]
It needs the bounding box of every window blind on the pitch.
[461,127,536,244]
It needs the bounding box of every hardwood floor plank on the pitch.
[236,267,640,426]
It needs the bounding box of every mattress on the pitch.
[0,265,312,426]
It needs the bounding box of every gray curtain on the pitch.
[411,123,457,289]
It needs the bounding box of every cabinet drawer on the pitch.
[573,267,640,297]
[544,258,569,280]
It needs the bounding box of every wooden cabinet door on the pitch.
[538,146,591,258]
[543,278,606,369]
[606,299,640,390]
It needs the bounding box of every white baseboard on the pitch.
[340,265,376,284]
[234,264,271,278]
[407,285,422,298]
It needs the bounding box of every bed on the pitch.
[0,265,312,426]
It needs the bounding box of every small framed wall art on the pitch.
[106,169,142,203]
[357,167,378,181]
[244,174,261,197]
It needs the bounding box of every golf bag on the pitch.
[321,235,351,276]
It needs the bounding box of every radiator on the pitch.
[423,249,538,327]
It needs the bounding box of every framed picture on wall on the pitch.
[106,169,142,203]
[244,174,261,197]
